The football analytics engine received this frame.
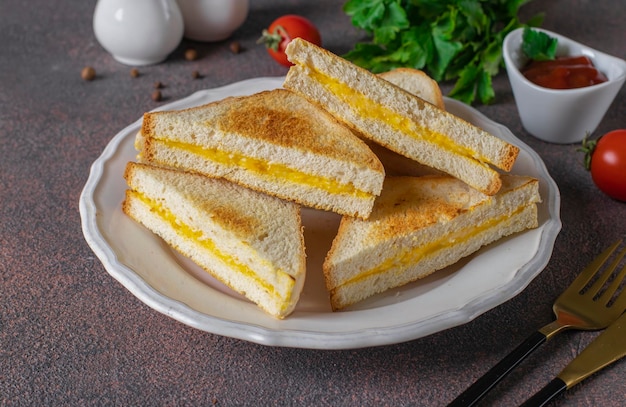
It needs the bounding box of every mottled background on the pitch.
[1,0,625,405]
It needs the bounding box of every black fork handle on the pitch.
[520,378,568,407]
[448,330,548,407]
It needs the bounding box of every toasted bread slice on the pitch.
[138,89,385,219]
[323,174,540,310]
[373,68,446,176]
[379,68,445,110]
[284,38,519,196]
[122,162,306,319]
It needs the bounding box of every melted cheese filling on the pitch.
[308,69,490,167]
[157,138,372,199]
[337,206,527,288]
[131,190,294,305]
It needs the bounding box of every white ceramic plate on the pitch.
[80,77,561,349]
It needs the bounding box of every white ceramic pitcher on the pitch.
[93,0,184,66]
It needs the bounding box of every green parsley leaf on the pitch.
[522,27,558,61]
[477,68,495,104]
[429,35,463,81]
[372,1,410,44]
[448,64,479,104]
[343,0,385,32]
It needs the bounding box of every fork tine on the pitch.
[590,244,626,300]
[598,256,626,307]
[568,239,623,292]
[608,276,626,312]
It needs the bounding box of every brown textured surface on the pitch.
[1,0,625,406]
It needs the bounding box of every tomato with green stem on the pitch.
[581,129,626,201]
[258,15,321,67]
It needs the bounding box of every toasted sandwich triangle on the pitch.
[138,89,385,219]
[284,38,520,196]
[122,162,306,319]
[323,174,540,311]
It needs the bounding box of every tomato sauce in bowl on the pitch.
[521,55,608,89]
[503,27,626,143]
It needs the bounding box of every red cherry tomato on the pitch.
[259,15,321,67]
[583,129,626,201]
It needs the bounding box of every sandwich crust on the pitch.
[378,68,445,110]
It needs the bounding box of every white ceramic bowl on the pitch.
[503,27,626,144]
[176,0,249,42]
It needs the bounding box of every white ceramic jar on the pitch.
[176,0,249,42]
[93,0,184,66]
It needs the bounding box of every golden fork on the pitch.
[449,239,626,407]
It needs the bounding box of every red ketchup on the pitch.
[521,55,608,89]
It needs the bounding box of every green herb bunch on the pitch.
[343,0,543,104]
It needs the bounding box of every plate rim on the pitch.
[79,76,562,349]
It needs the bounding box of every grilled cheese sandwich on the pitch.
[138,89,385,219]
[323,174,541,311]
[122,162,306,319]
[283,38,520,196]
